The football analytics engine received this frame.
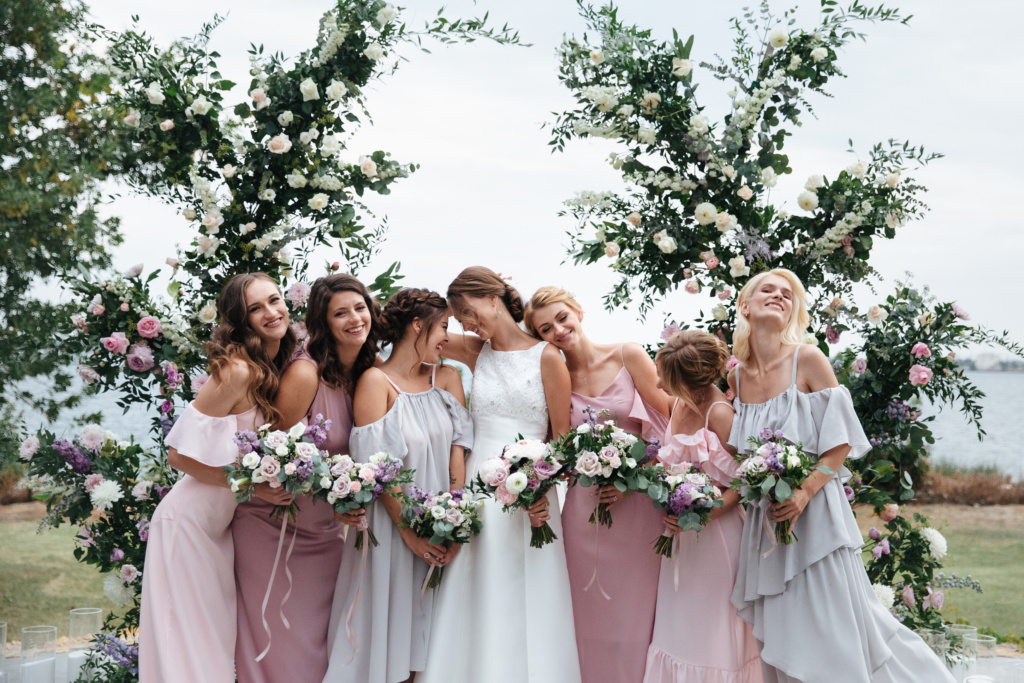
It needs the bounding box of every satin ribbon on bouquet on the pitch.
[582,494,612,601]
[343,516,371,665]
[758,498,778,559]
[255,515,299,662]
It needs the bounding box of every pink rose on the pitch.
[910,342,931,359]
[843,245,856,257]
[120,564,140,583]
[901,585,915,608]
[951,303,970,320]
[137,316,162,338]
[127,344,155,372]
[841,236,853,246]
[683,268,692,279]
[284,463,296,476]
[726,355,740,372]
[102,332,130,355]
[909,364,933,386]
[78,365,100,384]
[495,483,518,506]
[332,477,352,497]
[85,474,105,492]
[923,589,944,610]
[826,326,840,345]
[110,547,125,563]
[705,257,719,270]
[725,389,735,400]
[684,280,699,294]
[717,288,732,300]
[260,455,282,481]
[159,119,174,131]
[349,480,362,493]
[120,303,129,312]
[879,503,900,522]
[331,261,341,270]
[89,303,105,315]
[851,358,867,374]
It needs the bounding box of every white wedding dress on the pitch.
[420,341,582,683]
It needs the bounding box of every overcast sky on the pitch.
[79,0,1023,358]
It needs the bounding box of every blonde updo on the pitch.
[524,286,583,337]
[656,330,730,413]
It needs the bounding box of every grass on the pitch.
[0,521,120,642]
[937,527,1024,636]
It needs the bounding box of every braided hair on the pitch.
[379,288,449,352]
[446,266,524,322]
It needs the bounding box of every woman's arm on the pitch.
[352,368,393,428]
[441,332,484,370]
[621,342,673,419]
[437,365,468,489]
[540,343,572,439]
[273,359,319,430]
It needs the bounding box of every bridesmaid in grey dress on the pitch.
[323,288,473,683]
[727,268,954,683]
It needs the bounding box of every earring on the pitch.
[494,304,502,318]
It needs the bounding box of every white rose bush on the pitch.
[399,486,484,589]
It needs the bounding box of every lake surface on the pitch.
[23,372,1023,481]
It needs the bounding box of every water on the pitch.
[26,372,1024,481]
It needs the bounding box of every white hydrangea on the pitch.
[309,174,343,191]
[872,583,896,610]
[90,480,125,511]
[581,85,619,112]
[104,574,136,606]
[920,527,948,561]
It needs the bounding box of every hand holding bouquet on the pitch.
[646,461,723,556]
[315,450,415,548]
[226,415,333,519]
[732,429,831,545]
[470,436,569,548]
[552,408,660,527]
[400,487,484,588]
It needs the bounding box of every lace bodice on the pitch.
[471,341,550,435]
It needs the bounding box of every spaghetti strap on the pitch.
[430,363,438,386]
[790,345,801,386]
[619,344,626,367]
[703,400,735,430]
[734,363,742,402]
[380,371,402,394]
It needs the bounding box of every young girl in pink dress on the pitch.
[644,330,762,683]
[139,273,296,682]
[525,287,671,683]
[232,274,380,682]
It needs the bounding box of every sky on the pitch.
[77,0,1024,358]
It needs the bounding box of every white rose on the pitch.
[712,304,728,321]
[505,472,528,494]
[657,234,677,254]
[197,303,217,324]
[722,165,736,180]
[768,27,788,48]
[590,49,605,65]
[672,57,692,78]
[797,190,819,212]
[805,174,824,190]
[761,167,778,188]
[376,4,397,24]
[847,161,867,178]
[637,126,656,145]
[575,451,602,478]
[299,128,319,145]
[694,202,718,225]
[359,156,378,178]
[446,508,465,525]
[123,110,140,127]
[266,134,292,155]
[240,222,257,235]
[159,119,174,131]
[145,82,165,105]
[810,46,828,62]
[299,78,319,102]
[689,115,709,134]
[222,164,237,178]
[320,476,333,490]
[242,452,260,469]
[326,79,347,102]
[617,104,635,118]
[364,42,384,61]
[641,91,661,112]
[286,173,307,188]
[728,255,750,278]
[308,193,329,211]
[885,172,900,188]
[576,423,591,434]
[277,111,294,127]
[197,235,220,257]
[867,305,889,327]
[603,241,620,258]
[715,212,737,234]
[183,208,197,221]
[319,134,341,156]
[787,454,801,468]
[191,94,212,115]
[249,88,270,110]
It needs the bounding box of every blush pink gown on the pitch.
[563,355,667,683]
[642,400,762,683]
[139,404,260,683]
[232,354,350,683]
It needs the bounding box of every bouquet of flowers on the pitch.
[552,408,660,527]
[316,450,415,549]
[646,461,723,556]
[732,429,831,545]
[226,415,333,519]
[400,486,484,589]
[470,436,570,548]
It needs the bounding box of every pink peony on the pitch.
[879,503,900,522]
[852,358,867,374]
[951,303,970,320]
[136,316,162,338]
[120,564,140,583]
[909,364,933,386]
[77,527,96,547]
[495,483,518,506]
[901,585,915,608]
[291,321,308,341]
[102,332,130,355]
[872,538,891,559]
[84,473,105,492]
[78,365,100,384]
[191,373,210,394]
[286,282,311,306]
[660,323,681,341]
[110,547,125,563]
[127,344,155,372]
[868,527,881,540]
[923,589,944,610]
[19,435,40,461]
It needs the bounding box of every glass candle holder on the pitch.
[20,626,57,683]
[68,608,103,682]
[964,634,998,680]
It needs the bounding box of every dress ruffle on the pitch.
[437,388,474,451]
[644,646,763,683]
[628,389,670,443]
[166,403,254,467]
[660,430,740,488]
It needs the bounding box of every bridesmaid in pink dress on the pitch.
[232,274,380,683]
[643,330,761,683]
[525,287,671,683]
[139,273,297,682]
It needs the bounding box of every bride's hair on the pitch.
[447,266,524,323]
[656,330,730,414]
[732,268,810,364]
[523,286,583,337]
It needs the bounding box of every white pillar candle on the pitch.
[20,657,56,683]
[66,650,92,682]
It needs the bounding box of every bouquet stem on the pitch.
[425,565,443,590]
[530,522,557,549]
[354,527,379,549]
[774,520,797,545]
[588,502,614,528]
[653,533,674,558]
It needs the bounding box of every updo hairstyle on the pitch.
[446,266,524,323]
[656,330,731,413]
[523,286,583,337]
[379,287,449,352]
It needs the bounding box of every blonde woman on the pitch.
[728,268,953,683]
[525,286,670,683]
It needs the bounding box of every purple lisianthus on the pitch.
[764,454,783,473]
[872,538,891,559]
[844,485,855,501]
[532,459,558,480]
[53,438,92,474]
[759,428,775,441]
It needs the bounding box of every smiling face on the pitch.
[422,317,450,364]
[327,290,371,351]
[530,303,583,351]
[741,273,794,330]
[452,295,499,340]
[244,278,290,343]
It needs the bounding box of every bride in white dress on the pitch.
[420,267,581,683]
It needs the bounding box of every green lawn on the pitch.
[938,527,1024,635]
[0,521,119,641]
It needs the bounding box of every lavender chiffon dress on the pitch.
[642,400,762,683]
[139,404,259,683]
[563,356,667,683]
[233,354,350,683]
[730,346,954,683]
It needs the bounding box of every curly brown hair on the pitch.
[205,273,297,425]
[305,274,381,393]
[447,266,524,323]
[655,330,730,414]
[379,287,448,354]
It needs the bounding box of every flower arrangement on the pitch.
[551,407,660,527]
[732,429,831,545]
[471,436,570,548]
[315,450,415,548]
[225,415,333,519]
[646,461,723,556]
[400,486,484,589]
